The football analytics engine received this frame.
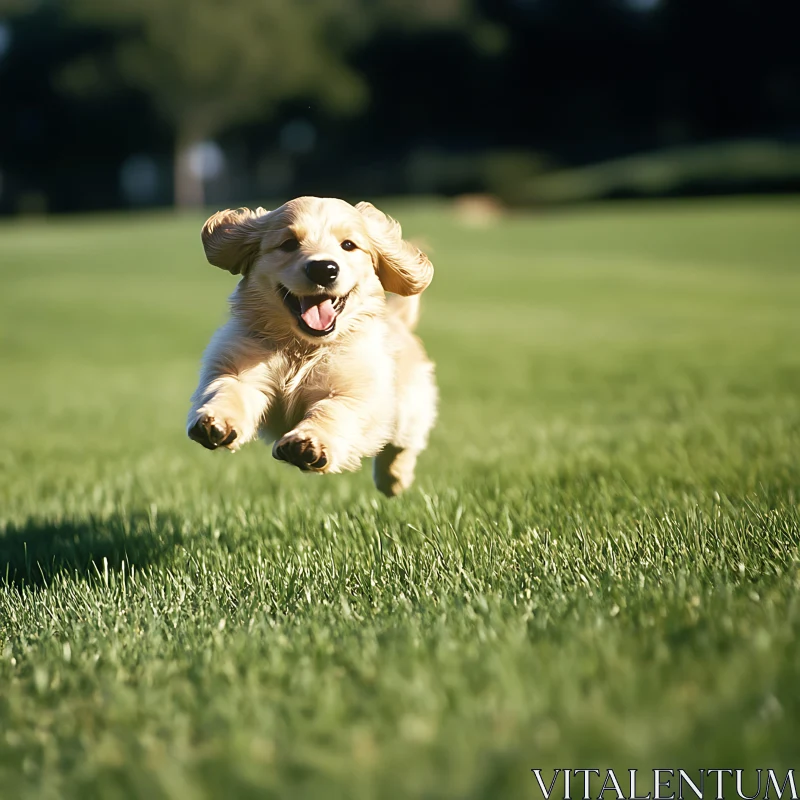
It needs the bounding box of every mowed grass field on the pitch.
[1,198,799,799]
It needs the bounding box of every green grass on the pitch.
[1,198,799,799]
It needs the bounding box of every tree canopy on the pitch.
[59,0,481,204]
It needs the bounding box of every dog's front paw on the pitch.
[188,413,239,451]
[273,431,329,472]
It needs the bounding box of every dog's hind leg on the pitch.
[373,444,421,497]
[373,349,437,497]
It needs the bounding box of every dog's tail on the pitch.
[386,294,422,331]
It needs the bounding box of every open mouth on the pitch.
[278,284,349,337]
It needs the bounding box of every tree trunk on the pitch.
[173,131,205,209]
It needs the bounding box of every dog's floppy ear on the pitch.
[356,202,433,296]
[201,207,269,275]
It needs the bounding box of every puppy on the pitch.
[187,197,437,496]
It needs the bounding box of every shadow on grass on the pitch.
[0,511,183,589]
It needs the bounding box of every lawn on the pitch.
[1,198,799,799]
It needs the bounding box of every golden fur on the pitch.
[187,196,437,496]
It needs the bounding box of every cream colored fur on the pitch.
[187,196,437,496]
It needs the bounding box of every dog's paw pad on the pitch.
[189,414,238,450]
[273,434,328,471]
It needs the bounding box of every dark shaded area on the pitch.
[0,0,799,213]
[0,513,183,590]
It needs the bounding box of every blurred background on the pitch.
[1,0,799,215]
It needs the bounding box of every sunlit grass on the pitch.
[1,198,799,798]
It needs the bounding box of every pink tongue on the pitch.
[299,297,336,331]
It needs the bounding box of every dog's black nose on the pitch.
[305,260,339,287]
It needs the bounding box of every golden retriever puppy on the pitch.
[187,197,437,496]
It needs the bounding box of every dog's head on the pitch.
[201,197,433,343]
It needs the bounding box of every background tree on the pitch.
[62,0,369,207]
[59,0,486,208]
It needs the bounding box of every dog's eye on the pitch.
[340,240,357,252]
[278,237,300,252]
